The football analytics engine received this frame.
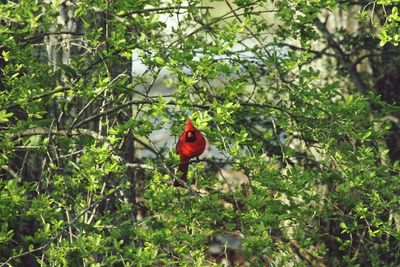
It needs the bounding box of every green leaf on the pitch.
[0,110,13,123]
[1,50,9,62]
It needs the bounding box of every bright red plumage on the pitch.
[175,118,206,184]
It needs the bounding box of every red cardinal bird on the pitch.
[175,118,206,185]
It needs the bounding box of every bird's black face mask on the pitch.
[185,130,197,142]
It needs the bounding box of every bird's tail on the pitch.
[175,155,190,186]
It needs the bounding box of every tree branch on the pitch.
[279,43,336,58]
[118,6,213,17]
[73,98,294,128]
[1,87,71,111]
[315,19,369,95]
[9,127,105,140]
[0,165,21,182]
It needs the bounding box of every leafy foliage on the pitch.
[1,0,400,266]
